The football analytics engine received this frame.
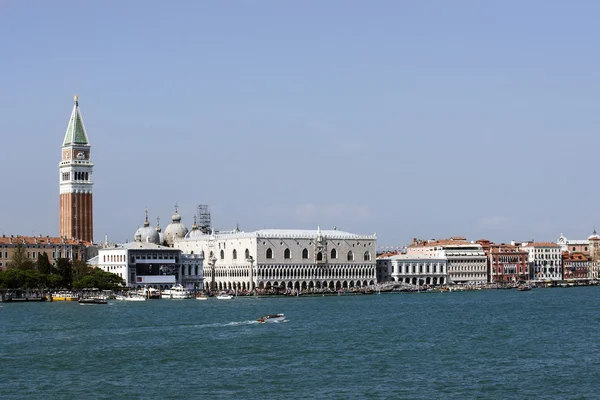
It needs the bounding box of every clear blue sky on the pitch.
[1,1,599,247]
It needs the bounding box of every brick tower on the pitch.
[59,95,94,242]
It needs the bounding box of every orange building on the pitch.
[562,252,589,281]
[59,95,94,243]
[477,239,529,283]
[0,235,90,270]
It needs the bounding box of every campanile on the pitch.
[59,95,94,242]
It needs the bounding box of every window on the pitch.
[330,249,337,259]
[347,251,354,261]
[364,251,371,261]
[317,252,323,261]
[302,248,309,259]
[233,249,237,259]
[245,249,250,259]
[284,248,291,259]
[220,250,224,260]
[266,248,273,259]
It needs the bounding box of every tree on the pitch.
[7,244,35,270]
[72,260,91,283]
[55,258,73,289]
[36,252,53,275]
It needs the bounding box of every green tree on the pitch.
[36,252,53,275]
[55,258,73,289]
[7,244,35,270]
[72,260,91,283]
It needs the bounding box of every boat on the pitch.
[518,285,532,291]
[78,297,108,305]
[216,294,233,300]
[51,291,79,301]
[115,294,147,302]
[137,287,161,299]
[161,284,194,299]
[195,294,209,300]
[256,314,285,323]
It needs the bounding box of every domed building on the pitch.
[134,210,161,245]
[156,217,165,246]
[164,206,188,247]
[185,215,205,241]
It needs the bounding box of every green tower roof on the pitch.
[63,95,90,146]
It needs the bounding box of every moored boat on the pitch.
[196,294,209,300]
[518,285,532,291]
[257,313,285,323]
[216,293,233,300]
[115,294,147,301]
[51,291,79,301]
[78,297,108,305]
[161,284,194,299]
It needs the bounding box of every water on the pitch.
[2,288,600,399]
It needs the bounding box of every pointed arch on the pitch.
[220,249,225,259]
[347,251,354,261]
[284,248,291,259]
[232,249,237,260]
[245,248,250,259]
[266,248,273,259]
[363,251,371,261]
[317,252,323,261]
[330,248,337,259]
[302,248,309,259]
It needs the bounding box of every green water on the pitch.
[1,288,600,399]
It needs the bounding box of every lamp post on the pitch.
[209,255,217,294]
[247,256,255,294]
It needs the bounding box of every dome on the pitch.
[156,218,165,245]
[589,229,600,241]
[185,216,204,240]
[134,209,161,245]
[164,207,188,246]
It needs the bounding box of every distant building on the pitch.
[59,95,94,243]
[174,226,377,293]
[91,241,184,289]
[477,240,529,283]
[0,235,89,270]
[519,242,562,282]
[561,252,589,282]
[407,237,487,284]
[557,233,589,255]
[380,254,448,286]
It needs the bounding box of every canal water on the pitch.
[1,287,600,399]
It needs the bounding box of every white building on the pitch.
[91,241,183,289]
[379,254,448,286]
[407,238,487,284]
[174,227,377,293]
[520,242,562,282]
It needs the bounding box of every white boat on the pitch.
[216,294,233,300]
[115,294,147,301]
[196,294,209,300]
[161,284,194,299]
[257,313,285,323]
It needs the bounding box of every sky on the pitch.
[1,0,600,247]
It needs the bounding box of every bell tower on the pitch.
[59,95,94,242]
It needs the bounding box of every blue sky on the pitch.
[1,1,599,247]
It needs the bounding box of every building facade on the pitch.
[0,235,89,270]
[561,252,589,282]
[384,254,448,286]
[59,95,94,243]
[557,233,589,255]
[174,227,377,293]
[92,242,184,288]
[407,238,487,283]
[520,242,562,282]
[478,240,529,283]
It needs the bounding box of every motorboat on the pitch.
[51,291,79,301]
[115,294,147,302]
[195,294,209,300]
[78,297,108,305]
[518,285,532,291]
[257,314,285,323]
[216,294,233,300]
[161,284,194,299]
[137,287,161,300]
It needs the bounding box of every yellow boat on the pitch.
[50,291,79,301]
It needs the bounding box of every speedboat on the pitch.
[196,294,209,300]
[518,285,532,291]
[78,297,107,305]
[216,294,233,300]
[161,284,194,299]
[256,313,285,323]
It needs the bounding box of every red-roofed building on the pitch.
[0,235,91,270]
[562,252,589,282]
